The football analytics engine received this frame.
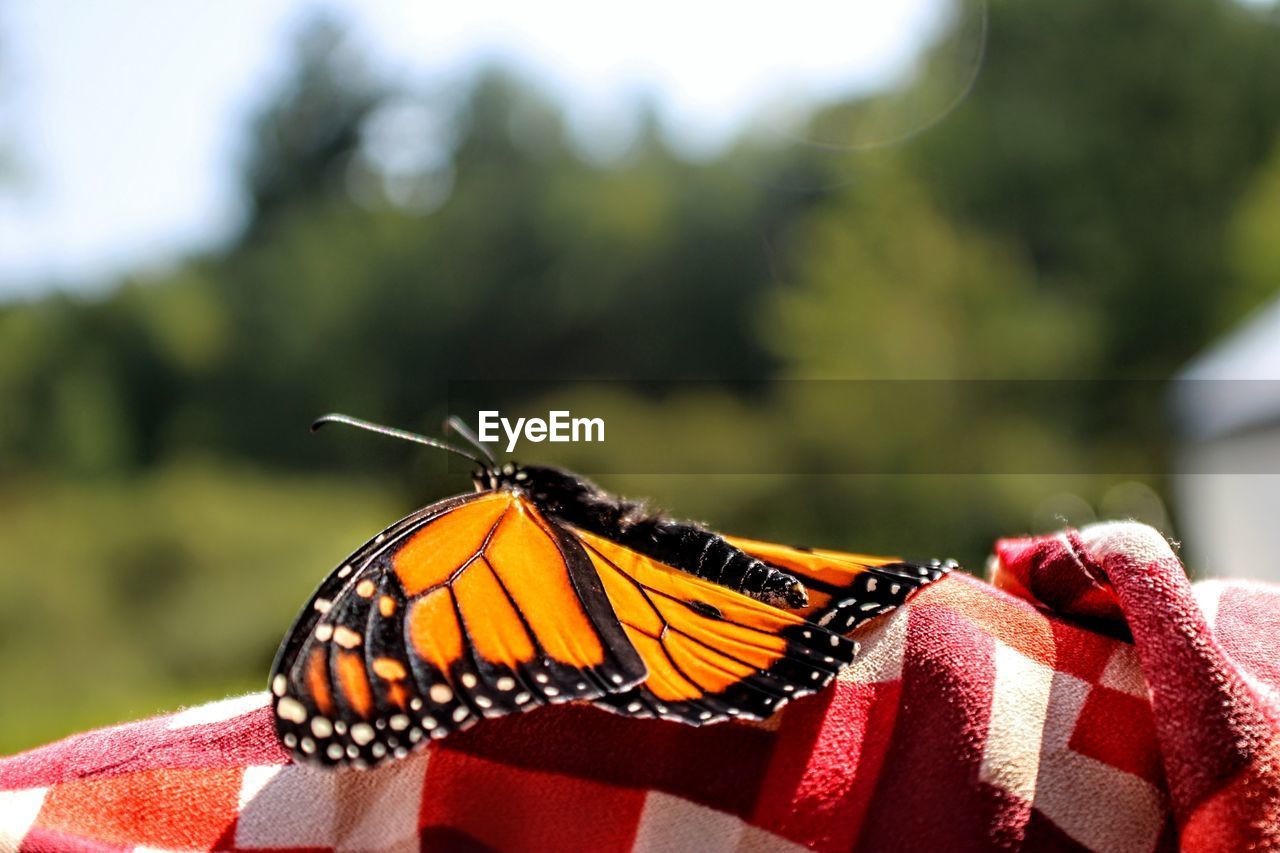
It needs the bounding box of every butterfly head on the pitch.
[473,461,532,492]
[475,462,604,516]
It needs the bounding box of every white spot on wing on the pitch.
[275,697,307,724]
[333,626,362,649]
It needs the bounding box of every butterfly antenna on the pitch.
[443,416,497,467]
[311,413,489,469]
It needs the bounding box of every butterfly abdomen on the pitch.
[612,519,808,608]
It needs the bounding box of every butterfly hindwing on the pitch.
[271,491,646,767]
[570,528,858,725]
[725,536,955,633]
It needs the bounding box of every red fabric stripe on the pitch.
[752,678,904,852]
[19,826,131,853]
[0,707,285,791]
[441,702,776,818]
[853,605,1018,851]
[750,685,844,837]
[1069,686,1164,784]
[418,748,645,853]
[34,766,243,850]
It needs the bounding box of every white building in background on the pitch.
[1175,296,1280,583]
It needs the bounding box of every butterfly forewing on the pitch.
[270,491,645,768]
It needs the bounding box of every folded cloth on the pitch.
[1,522,1276,853]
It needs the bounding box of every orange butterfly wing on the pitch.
[270,491,645,767]
[270,492,930,767]
[725,535,954,632]
[573,528,858,725]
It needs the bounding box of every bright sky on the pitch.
[0,0,949,298]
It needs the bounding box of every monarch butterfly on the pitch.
[270,414,954,768]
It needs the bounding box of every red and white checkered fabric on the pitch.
[2,521,1277,852]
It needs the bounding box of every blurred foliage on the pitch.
[3,1,1280,752]
[0,462,404,752]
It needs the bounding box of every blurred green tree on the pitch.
[905,0,1280,373]
[241,15,385,240]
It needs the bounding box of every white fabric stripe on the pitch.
[0,786,47,852]
[1038,667,1166,852]
[236,763,337,848]
[1191,578,1280,628]
[335,751,428,852]
[844,601,910,684]
[1080,522,1173,568]
[1194,579,1280,701]
[1032,751,1167,853]
[237,765,284,811]
[633,792,745,853]
[1038,670,1092,755]
[980,641,1054,802]
[982,645,1168,852]
[1098,645,1148,698]
[165,692,269,730]
[632,792,809,853]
